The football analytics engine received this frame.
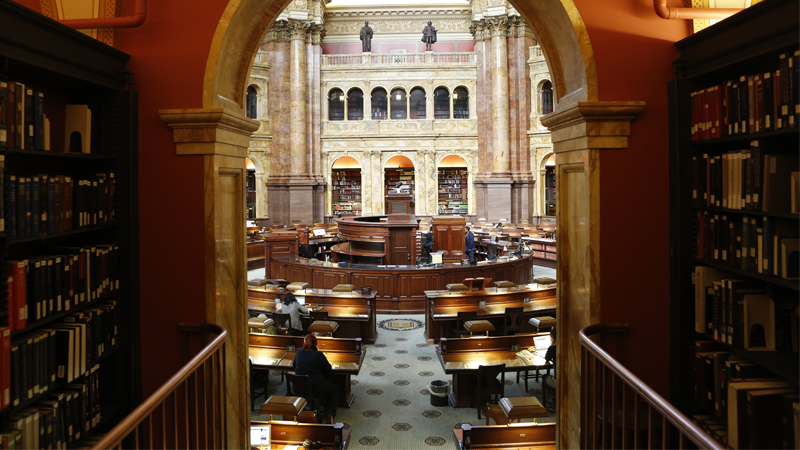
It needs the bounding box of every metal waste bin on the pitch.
[428,380,450,407]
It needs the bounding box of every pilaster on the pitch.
[487,16,510,176]
[539,101,645,449]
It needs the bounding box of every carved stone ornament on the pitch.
[265,21,290,42]
[287,20,313,40]
[485,16,509,37]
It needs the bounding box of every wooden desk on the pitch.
[424,286,556,343]
[435,334,552,408]
[251,421,350,450]
[249,334,365,407]
[452,423,555,450]
[248,288,378,344]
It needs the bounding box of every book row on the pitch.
[0,82,94,153]
[0,364,104,450]
[695,212,798,280]
[2,172,115,241]
[690,50,799,141]
[692,340,798,449]
[692,144,799,213]
[6,245,120,331]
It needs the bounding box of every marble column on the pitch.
[311,27,325,221]
[289,21,309,178]
[489,16,510,176]
[364,86,372,120]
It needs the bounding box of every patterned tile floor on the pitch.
[251,314,556,449]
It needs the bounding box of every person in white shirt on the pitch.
[279,292,308,335]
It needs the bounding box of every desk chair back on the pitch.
[310,310,330,321]
[502,306,524,335]
[273,312,293,335]
[472,363,506,419]
[453,310,477,338]
[285,373,321,415]
[250,360,270,411]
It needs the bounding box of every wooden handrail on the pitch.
[90,323,228,449]
[580,323,722,449]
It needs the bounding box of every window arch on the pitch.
[371,88,388,120]
[347,88,364,121]
[433,87,450,119]
[328,88,345,121]
[410,87,426,119]
[246,85,258,119]
[541,81,553,115]
[453,86,469,119]
[390,89,407,120]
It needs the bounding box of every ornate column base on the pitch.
[266,180,326,225]
[473,178,512,221]
[510,179,535,223]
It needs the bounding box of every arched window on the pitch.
[246,85,258,119]
[371,88,388,120]
[347,88,364,121]
[541,81,553,115]
[410,88,426,119]
[390,89,407,120]
[329,88,345,121]
[453,86,469,119]
[433,87,450,119]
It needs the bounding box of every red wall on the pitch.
[575,0,689,396]
[12,0,690,400]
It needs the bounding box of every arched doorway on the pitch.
[331,156,362,216]
[437,155,468,215]
[384,155,414,214]
[245,157,256,218]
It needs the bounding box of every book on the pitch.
[0,82,6,148]
[5,82,14,149]
[728,379,795,449]
[64,105,91,154]
[791,171,799,214]
[763,153,800,213]
[13,82,23,149]
[24,88,33,150]
[694,266,728,334]
[746,388,799,450]
[780,237,799,280]
[7,261,26,331]
[0,327,10,409]
[34,91,44,150]
[743,294,775,351]
[727,279,767,347]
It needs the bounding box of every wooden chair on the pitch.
[273,312,292,335]
[516,362,552,392]
[452,310,477,338]
[250,360,270,412]
[470,363,506,419]
[310,310,329,321]
[500,306,524,335]
[285,373,322,418]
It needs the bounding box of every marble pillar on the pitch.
[289,22,308,177]
[540,101,645,449]
[311,29,325,221]
[489,17,510,176]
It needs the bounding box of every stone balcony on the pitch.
[322,52,476,68]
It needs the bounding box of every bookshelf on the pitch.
[437,168,467,215]
[384,169,414,214]
[0,2,139,447]
[669,1,799,447]
[544,166,555,216]
[332,169,361,216]
[246,170,256,219]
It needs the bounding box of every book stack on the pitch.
[4,172,115,241]
[690,50,799,141]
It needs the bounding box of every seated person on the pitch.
[542,326,556,390]
[278,292,308,335]
[292,334,339,423]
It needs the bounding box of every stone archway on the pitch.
[165,1,645,447]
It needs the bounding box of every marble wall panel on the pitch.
[508,36,519,173]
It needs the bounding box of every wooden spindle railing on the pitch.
[91,323,228,450]
[580,323,723,449]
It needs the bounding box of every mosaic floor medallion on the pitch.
[395,337,408,342]
[373,343,387,348]
[371,356,386,361]
[394,363,409,369]
[420,389,430,395]
[425,437,447,446]
[394,380,410,386]
[394,350,408,354]
[392,423,413,431]
[370,371,385,377]
[417,356,432,361]
[359,436,380,446]
[505,379,515,385]
[392,399,411,406]
[378,318,424,332]
[351,380,359,385]
[419,371,435,377]
[422,410,442,418]
[362,410,382,418]
[416,343,429,347]
[366,389,383,395]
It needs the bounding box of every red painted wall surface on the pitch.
[322,41,470,54]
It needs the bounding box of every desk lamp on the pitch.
[332,284,356,296]
[445,283,468,295]
[287,282,309,293]
[499,396,549,424]
[493,280,516,292]
[258,395,306,422]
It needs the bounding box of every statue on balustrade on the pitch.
[422,21,437,51]
[360,21,373,53]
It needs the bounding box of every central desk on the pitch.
[268,254,535,314]
[424,285,556,343]
[248,287,378,344]
[435,334,551,408]
[249,334,366,408]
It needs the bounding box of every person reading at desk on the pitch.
[542,326,556,390]
[293,334,339,424]
[278,292,308,335]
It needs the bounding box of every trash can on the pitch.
[428,380,450,407]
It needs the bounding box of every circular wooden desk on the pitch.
[268,254,535,314]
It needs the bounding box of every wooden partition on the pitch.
[454,423,556,450]
[432,215,467,263]
[251,421,349,450]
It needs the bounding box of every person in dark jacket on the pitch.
[543,326,556,389]
[464,226,476,263]
[292,334,339,422]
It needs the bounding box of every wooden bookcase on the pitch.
[544,166,556,216]
[332,169,361,216]
[0,2,140,445]
[384,169,414,213]
[246,170,256,219]
[669,0,799,445]
[437,168,467,215]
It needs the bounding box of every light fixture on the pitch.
[395,92,402,101]
[339,94,345,101]
[453,92,458,99]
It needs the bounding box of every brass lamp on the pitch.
[445,283,468,293]
[493,280,516,292]
[331,284,355,293]
[258,395,307,422]
[499,397,549,424]
[287,282,309,292]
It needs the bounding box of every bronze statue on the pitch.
[360,21,373,53]
[422,21,437,51]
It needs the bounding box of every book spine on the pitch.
[5,175,15,241]
[0,82,6,148]
[47,176,54,235]
[31,176,39,238]
[16,177,25,239]
[14,83,23,149]
[6,83,14,149]
[34,91,44,150]
[24,88,34,150]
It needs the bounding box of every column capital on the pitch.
[507,15,532,38]
[310,24,326,44]
[159,108,259,157]
[540,101,646,153]
[469,20,487,42]
[287,19,312,40]
[264,20,290,42]
[485,16,509,38]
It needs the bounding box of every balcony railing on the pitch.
[90,323,228,450]
[580,323,722,449]
[322,52,476,67]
